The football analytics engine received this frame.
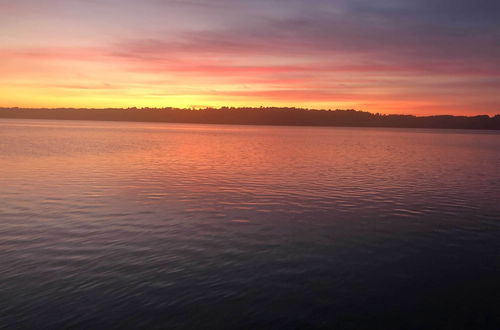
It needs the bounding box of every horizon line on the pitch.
[1,106,498,119]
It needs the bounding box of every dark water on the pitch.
[1,119,499,329]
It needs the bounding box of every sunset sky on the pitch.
[1,0,499,115]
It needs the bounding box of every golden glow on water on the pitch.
[1,119,499,328]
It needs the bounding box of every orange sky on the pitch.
[1,0,499,116]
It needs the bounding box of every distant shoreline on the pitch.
[1,108,499,130]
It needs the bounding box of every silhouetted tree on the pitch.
[0,107,498,130]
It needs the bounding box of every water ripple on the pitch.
[1,120,499,329]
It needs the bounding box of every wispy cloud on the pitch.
[1,0,499,114]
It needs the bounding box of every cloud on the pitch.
[106,0,499,68]
[1,0,499,114]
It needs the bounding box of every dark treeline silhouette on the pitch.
[1,107,499,130]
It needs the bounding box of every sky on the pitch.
[1,0,499,115]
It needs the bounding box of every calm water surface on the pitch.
[1,119,499,329]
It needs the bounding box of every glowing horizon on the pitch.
[1,0,499,116]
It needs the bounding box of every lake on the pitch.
[1,119,499,329]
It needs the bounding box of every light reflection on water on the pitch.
[1,119,499,329]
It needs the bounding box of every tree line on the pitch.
[1,107,499,130]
